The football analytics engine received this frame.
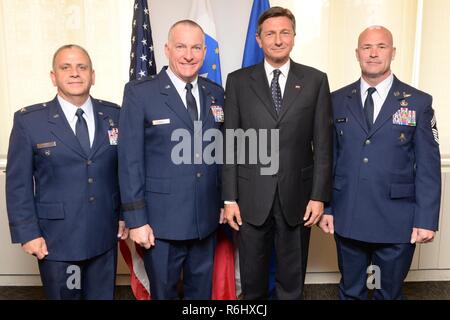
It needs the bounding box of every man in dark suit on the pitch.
[6,45,126,299]
[118,20,224,300]
[222,7,333,300]
[319,26,441,299]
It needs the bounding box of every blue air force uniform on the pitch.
[330,75,441,299]
[118,67,224,299]
[6,97,121,299]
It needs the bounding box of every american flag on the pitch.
[119,0,156,301]
[129,0,156,81]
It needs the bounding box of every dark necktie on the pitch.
[271,69,282,114]
[75,108,91,155]
[364,87,376,130]
[185,83,198,122]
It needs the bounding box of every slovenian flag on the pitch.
[189,0,222,85]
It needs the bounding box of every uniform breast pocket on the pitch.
[36,141,57,157]
[392,125,415,145]
[334,120,347,143]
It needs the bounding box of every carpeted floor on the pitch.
[0,282,449,300]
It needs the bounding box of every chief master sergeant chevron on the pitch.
[5,45,127,300]
[319,26,441,300]
[118,20,224,299]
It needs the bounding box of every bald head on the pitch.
[358,26,393,48]
[168,20,205,44]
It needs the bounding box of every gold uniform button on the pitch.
[365,139,371,145]
[88,178,94,184]
[363,158,369,164]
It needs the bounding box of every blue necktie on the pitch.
[75,108,90,155]
[364,87,376,130]
[185,83,198,122]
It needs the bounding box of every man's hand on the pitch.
[22,237,48,260]
[303,200,324,227]
[130,224,155,249]
[117,220,129,240]
[224,203,242,231]
[318,214,334,234]
[411,228,435,244]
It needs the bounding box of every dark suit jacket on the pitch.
[330,76,441,243]
[118,67,224,240]
[6,97,121,261]
[222,61,333,226]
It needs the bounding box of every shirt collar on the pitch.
[264,59,290,79]
[360,73,394,99]
[166,66,199,93]
[57,95,94,122]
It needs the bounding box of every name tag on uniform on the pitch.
[210,105,224,123]
[108,128,119,145]
[152,119,171,126]
[37,141,56,149]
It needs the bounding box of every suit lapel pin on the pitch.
[45,150,51,156]
[399,133,406,142]
[394,91,400,97]
[165,85,171,89]
[109,118,115,127]
[403,92,412,98]
[295,85,301,90]
[400,100,408,107]
[53,114,60,118]
[98,111,104,116]
[352,89,357,94]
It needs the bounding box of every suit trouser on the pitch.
[335,233,415,300]
[38,247,117,300]
[238,191,311,300]
[142,233,216,300]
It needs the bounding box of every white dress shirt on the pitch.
[360,73,394,123]
[264,59,290,97]
[58,95,95,147]
[166,67,201,119]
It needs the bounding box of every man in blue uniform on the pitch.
[319,26,441,299]
[6,45,127,299]
[118,20,224,299]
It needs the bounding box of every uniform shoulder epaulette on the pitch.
[18,102,49,115]
[199,76,222,89]
[129,74,158,86]
[95,99,120,109]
